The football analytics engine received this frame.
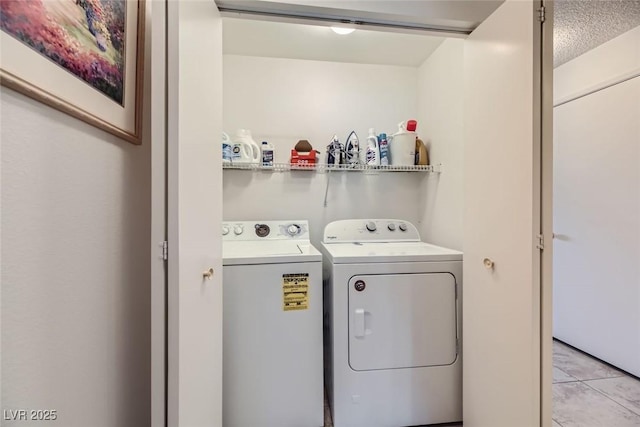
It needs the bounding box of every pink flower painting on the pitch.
[1,0,126,104]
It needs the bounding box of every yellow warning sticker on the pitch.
[283,273,309,311]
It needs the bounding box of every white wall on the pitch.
[416,39,464,250]
[554,25,640,103]
[553,26,640,376]
[1,7,152,427]
[223,55,426,244]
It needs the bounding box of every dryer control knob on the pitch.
[234,226,244,235]
[222,226,230,235]
[287,224,300,236]
[388,223,396,231]
[399,223,408,232]
[366,221,377,232]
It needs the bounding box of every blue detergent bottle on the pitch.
[378,133,389,166]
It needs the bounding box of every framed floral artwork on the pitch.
[0,0,145,144]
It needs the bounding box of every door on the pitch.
[151,1,167,426]
[554,77,640,376]
[159,0,551,425]
[348,273,458,371]
[463,1,551,426]
[166,1,224,426]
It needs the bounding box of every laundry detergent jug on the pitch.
[360,128,380,166]
[222,132,233,163]
[389,121,416,166]
[232,129,260,164]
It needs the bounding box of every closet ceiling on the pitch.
[554,0,640,67]
[222,18,446,67]
[220,0,501,66]
[222,1,640,68]
[217,1,504,33]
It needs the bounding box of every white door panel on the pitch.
[348,273,457,371]
[167,1,223,426]
[151,1,167,426]
[463,1,544,426]
[554,77,640,377]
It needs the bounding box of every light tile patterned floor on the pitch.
[323,340,640,426]
[553,339,640,427]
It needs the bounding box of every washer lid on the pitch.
[223,241,322,265]
[321,241,462,263]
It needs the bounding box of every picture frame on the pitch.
[0,0,145,145]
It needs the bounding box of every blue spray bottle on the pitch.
[378,133,389,166]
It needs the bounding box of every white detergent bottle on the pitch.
[233,129,260,164]
[222,132,233,163]
[389,121,416,166]
[361,128,380,166]
[261,141,274,166]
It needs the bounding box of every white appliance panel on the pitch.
[323,260,463,427]
[222,244,320,265]
[222,220,311,241]
[224,240,302,257]
[323,241,463,264]
[323,218,421,243]
[222,220,322,265]
[348,273,457,371]
[223,261,323,427]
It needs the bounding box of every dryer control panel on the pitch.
[222,220,310,241]
[323,219,421,243]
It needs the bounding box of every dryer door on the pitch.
[348,273,457,371]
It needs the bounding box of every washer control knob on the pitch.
[388,223,396,231]
[255,224,270,237]
[222,226,230,235]
[234,226,244,235]
[287,224,300,236]
[399,223,408,232]
[366,221,377,232]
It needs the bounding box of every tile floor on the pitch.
[552,339,640,427]
[323,340,640,426]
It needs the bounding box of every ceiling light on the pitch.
[331,26,355,35]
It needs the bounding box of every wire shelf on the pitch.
[222,163,442,173]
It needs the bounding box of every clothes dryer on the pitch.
[321,219,463,427]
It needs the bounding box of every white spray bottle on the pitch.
[361,128,380,166]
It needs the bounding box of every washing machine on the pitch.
[222,220,323,427]
[321,219,463,427]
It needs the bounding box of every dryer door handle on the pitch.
[354,308,366,338]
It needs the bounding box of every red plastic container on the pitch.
[290,149,317,166]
